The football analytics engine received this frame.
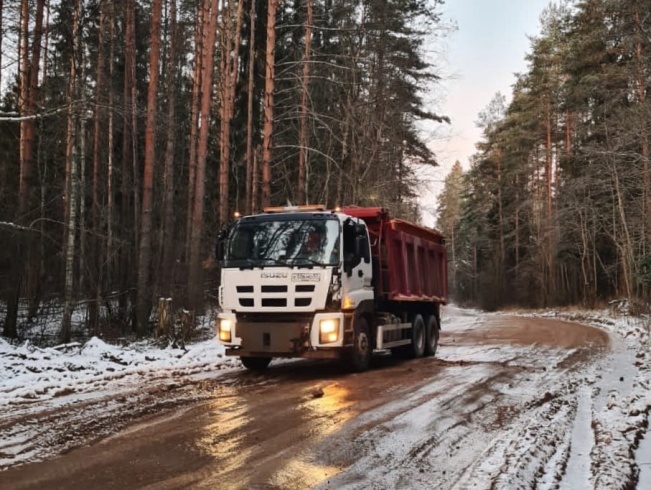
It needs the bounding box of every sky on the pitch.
[420,0,554,226]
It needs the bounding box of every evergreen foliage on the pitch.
[441,0,651,309]
[0,0,447,338]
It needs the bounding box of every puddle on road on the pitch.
[448,316,611,350]
[191,376,358,489]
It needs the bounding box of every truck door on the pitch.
[342,219,373,305]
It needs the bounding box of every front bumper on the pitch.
[217,311,346,358]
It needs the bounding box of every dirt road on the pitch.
[0,314,610,489]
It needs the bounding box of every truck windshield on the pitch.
[224,217,341,268]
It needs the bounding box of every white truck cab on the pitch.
[216,206,373,370]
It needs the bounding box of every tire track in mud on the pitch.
[315,366,552,489]
[0,315,613,490]
[1,385,204,468]
[317,321,609,490]
[0,372,263,470]
[0,360,280,471]
[481,387,579,490]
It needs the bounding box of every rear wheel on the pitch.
[349,316,372,372]
[410,314,426,358]
[425,315,440,357]
[240,356,272,371]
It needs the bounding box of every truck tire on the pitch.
[425,315,440,357]
[349,316,372,372]
[410,314,426,358]
[240,356,272,371]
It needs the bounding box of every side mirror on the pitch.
[343,259,353,276]
[216,240,225,262]
[216,220,236,263]
[355,235,364,258]
[356,235,370,263]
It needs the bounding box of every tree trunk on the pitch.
[107,1,116,292]
[336,111,350,206]
[161,0,178,295]
[245,0,256,215]
[137,0,163,335]
[90,0,107,333]
[41,0,50,84]
[515,173,520,276]
[298,0,312,204]
[61,0,81,344]
[611,162,634,299]
[79,94,87,297]
[0,0,3,91]
[17,0,45,217]
[18,0,29,217]
[25,0,46,319]
[252,147,259,213]
[6,0,45,338]
[261,0,279,208]
[219,0,243,223]
[188,0,219,311]
[544,98,553,304]
[634,7,650,260]
[496,147,504,297]
[121,0,137,304]
[186,1,206,258]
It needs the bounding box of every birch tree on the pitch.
[61,0,81,343]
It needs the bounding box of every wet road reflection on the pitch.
[192,365,359,489]
[0,316,610,490]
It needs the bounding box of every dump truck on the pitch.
[215,205,447,371]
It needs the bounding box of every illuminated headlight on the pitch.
[218,319,232,342]
[319,318,340,344]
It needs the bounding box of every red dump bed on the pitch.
[341,207,448,304]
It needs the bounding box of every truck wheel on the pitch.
[240,356,272,371]
[410,314,426,358]
[349,317,372,372]
[425,315,440,357]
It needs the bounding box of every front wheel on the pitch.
[349,316,372,372]
[240,356,272,371]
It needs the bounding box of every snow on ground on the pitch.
[314,305,651,489]
[1,304,651,489]
[524,307,651,489]
[0,331,237,410]
[0,315,243,469]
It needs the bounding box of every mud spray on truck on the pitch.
[215,206,448,371]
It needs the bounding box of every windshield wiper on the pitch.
[258,257,288,266]
[290,257,323,268]
[236,258,256,270]
[233,257,285,269]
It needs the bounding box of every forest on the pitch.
[5,0,648,344]
[436,0,651,311]
[0,0,447,341]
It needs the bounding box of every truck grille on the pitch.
[235,284,315,309]
[262,298,287,307]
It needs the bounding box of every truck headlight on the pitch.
[319,318,340,344]
[218,319,232,342]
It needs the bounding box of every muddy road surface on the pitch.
[0,313,610,489]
